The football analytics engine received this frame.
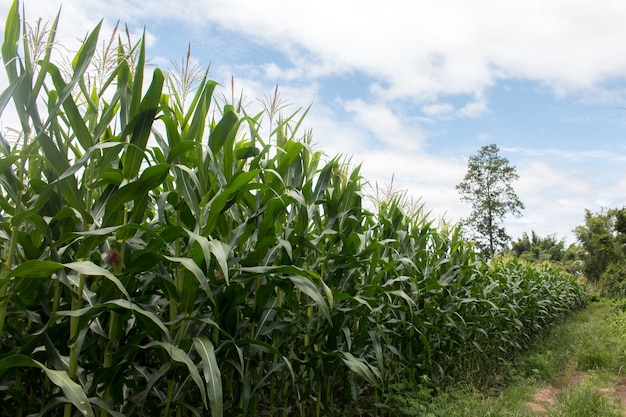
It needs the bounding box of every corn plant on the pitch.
[0,2,587,416]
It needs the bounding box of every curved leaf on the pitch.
[193,337,223,417]
[7,260,63,279]
[142,341,207,408]
[0,354,94,417]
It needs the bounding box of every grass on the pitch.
[548,380,622,417]
[391,300,626,416]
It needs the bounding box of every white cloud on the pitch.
[457,94,489,118]
[422,102,455,117]
[342,99,424,152]
[503,154,626,243]
[10,0,626,102]
[173,0,626,101]
[506,147,626,164]
[5,0,626,248]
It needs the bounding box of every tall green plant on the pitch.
[0,3,587,416]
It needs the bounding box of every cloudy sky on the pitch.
[4,0,626,244]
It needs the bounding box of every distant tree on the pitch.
[511,230,565,263]
[457,144,525,258]
[574,208,626,286]
[574,209,616,284]
[561,243,585,278]
[509,230,583,276]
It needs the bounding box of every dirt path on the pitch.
[525,368,626,415]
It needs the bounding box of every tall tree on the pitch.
[457,144,524,257]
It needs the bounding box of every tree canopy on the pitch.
[509,230,583,277]
[573,207,626,296]
[511,231,565,263]
[457,144,524,258]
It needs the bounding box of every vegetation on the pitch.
[509,231,584,277]
[457,144,525,258]
[574,207,626,296]
[391,301,626,416]
[511,231,566,263]
[0,3,587,416]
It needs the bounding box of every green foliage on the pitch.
[548,384,622,417]
[574,207,626,296]
[520,301,626,380]
[394,302,626,417]
[509,231,584,277]
[599,263,626,298]
[574,209,620,284]
[390,385,536,417]
[0,3,587,416]
[511,231,565,263]
[457,144,525,258]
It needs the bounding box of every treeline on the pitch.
[508,207,626,297]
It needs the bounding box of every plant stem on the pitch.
[0,277,9,337]
[164,379,176,417]
[51,274,61,314]
[100,310,119,417]
[15,369,22,417]
[65,272,86,417]
[0,197,22,335]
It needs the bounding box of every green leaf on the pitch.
[0,71,25,117]
[208,109,238,154]
[203,170,261,235]
[130,31,146,118]
[164,256,214,304]
[173,164,201,218]
[88,398,125,417]
[235,145,260,160]
[208,239,231,285]
[142,341,207,408]
[167,140,200,163]
[107,299,170,339]
[312,160,334,202]
[57,142,124,182]
[185,79,218,142]
[30,7,61,107]
[46,62,93,149]
[193,337,223,417]
[187,230,231,284]
[341,352,381,387]
[46,368,93,416]
[43,299,170,342]
[103,163,170,226]
[1,1,19,70]
[289,275,332,323]
[42,20,102,131]
[0,354,95,417]
[64,261,130,300]
[6,260,63,279]
[122,68,164,179]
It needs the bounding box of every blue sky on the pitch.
[4,0,626,244]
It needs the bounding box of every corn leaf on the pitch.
[6,260,63,279]
[0,354,95,417]
[122,68,164,179]
[341,352,381,387]
[142,341,207,408]
[64,261,130,300]
[193,337,223,417]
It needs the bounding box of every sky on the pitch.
[3,0,626,245]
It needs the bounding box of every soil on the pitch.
[525,368,626,415]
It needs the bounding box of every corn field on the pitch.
[0,3,587,416]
